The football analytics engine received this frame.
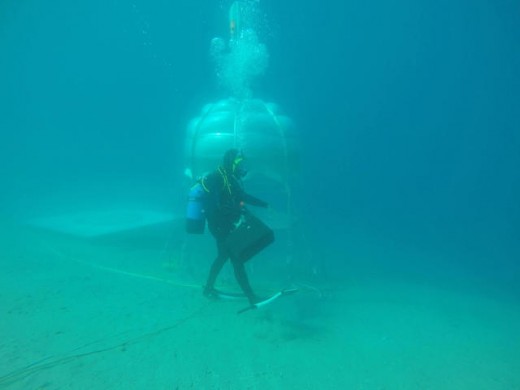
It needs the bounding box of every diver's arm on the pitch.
[243,193,268,208]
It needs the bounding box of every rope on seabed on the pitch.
[0,302,210,388]
[0,240,207,388]
[39,240,326,298]
[40,240,203,290]
[0,240,325,387]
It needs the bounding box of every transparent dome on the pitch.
[185,98,299,188]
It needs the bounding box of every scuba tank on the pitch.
[185,182,206,234]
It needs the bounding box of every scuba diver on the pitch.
[201,148,269,305]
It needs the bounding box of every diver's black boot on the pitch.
[232,261,259,305]
[203,255,227,300]
[203,286,219,300]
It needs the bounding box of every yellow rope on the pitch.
[42,242,202,290]
[0,240,211,387]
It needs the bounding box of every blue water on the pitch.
[1,1,520,388]
[1,0,519,295]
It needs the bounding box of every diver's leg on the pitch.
[203,239,228,296]
[231,259,258,305]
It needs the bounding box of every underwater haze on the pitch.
[1,0,519,388]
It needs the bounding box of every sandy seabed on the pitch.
[1,219,519,390]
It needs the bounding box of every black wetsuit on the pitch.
[202,166,268,303]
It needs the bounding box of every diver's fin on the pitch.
[237,288,299,314]
[213,288,246,300]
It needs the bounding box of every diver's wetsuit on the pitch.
[202,166,268,304]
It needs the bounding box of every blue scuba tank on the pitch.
[186,182,206,234]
